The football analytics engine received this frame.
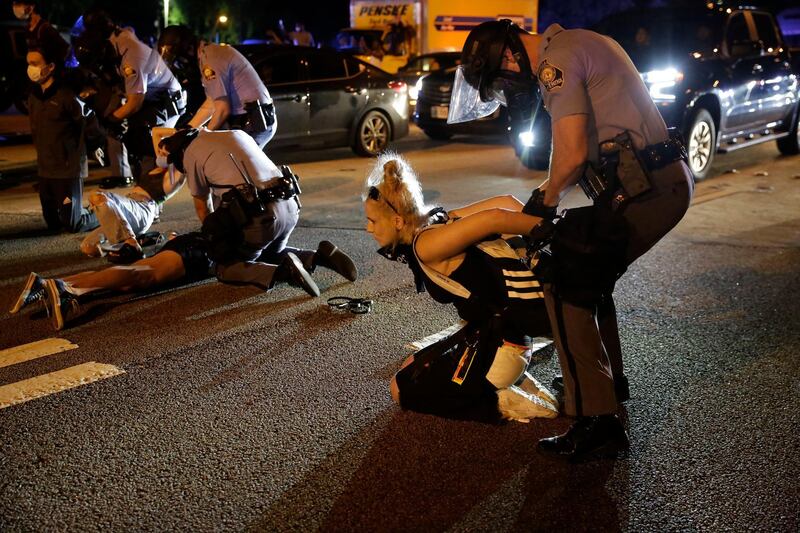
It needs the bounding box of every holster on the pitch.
[233,101,275,134]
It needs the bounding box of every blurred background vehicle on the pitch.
[239,44,409,156]
[593,4,800,179]
[395,51,460,110]
[0,20,31,114]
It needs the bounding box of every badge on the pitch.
[202,65,216,81]
[122,64,136,78]
[537,60,563,92]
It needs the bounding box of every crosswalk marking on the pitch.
[0,362,125,409]
[0,338,78,369]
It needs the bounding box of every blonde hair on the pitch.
[364,152,429,244]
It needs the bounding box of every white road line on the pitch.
[0,338,78,369]
[0,362,125,409]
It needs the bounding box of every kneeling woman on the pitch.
[364,154,558,422]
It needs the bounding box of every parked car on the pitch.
[396,51,461,109]
[238,44,409,156]
[414,66,552,168]
[593,5,800,179]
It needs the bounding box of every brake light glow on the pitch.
[388,80,407,93]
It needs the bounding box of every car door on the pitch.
[721,11,766,132]
[305,50,366,145]
[253,49,310,144]
[751,11,797,126]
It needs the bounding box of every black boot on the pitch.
[538,414,629,462]
[552,374,630,403]
[274,253,320,297]
[313,241,357,282]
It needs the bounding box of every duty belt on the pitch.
[578,129,687,203]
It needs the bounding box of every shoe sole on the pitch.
[45,279,65,331]
[9,273,41,314]
[317,241,357,282]
[286,253,320,297]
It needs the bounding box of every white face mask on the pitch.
[155,155,170,168]
[27,65,48,83]
[13,5,31,20]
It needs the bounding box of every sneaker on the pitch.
[496,385,558,422]
[9,272,46,314]
[313,241,357,282]
[277,253,320,297]
[518,371,559,408]
[44,279,81,331]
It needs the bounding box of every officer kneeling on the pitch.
[450,20,694,461]
[158,128,357,295]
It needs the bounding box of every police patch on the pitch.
[537,60,563,92]
[122,64,136,78]
[202,65,216,81]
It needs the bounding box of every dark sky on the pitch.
[3,0,798,44]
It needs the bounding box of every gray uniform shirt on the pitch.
[198,43,271,116]
[184,129,281,199]
[110,28,181,97]
[536,23,668,161]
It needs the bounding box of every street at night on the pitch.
[1,123,798,530]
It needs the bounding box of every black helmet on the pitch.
[159,128,200,173]
[73,31,120,77]
[158,25,197,66]
[461,19,531,102]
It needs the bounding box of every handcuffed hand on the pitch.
[522,188,557,220]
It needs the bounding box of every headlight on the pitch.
[410,78,423,101]
[518,130,535,147]
[641,68,684,102]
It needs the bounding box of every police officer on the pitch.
[450,20,694,460]
[157,128,357,294]
[77,9,186,187]
[158,25,276,148]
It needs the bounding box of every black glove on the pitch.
[524,219,556,253]
[102,115,128,140]
[522,188,557,220]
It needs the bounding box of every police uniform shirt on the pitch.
[183,129,281,199]
[535,23,668,159]
[110,28,181,97]
[198,43,271,116]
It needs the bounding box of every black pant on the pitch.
[38,177,98,233]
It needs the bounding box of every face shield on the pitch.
[446,66,503,124]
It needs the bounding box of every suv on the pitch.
[238,44,409,156]
[593,5,800,179]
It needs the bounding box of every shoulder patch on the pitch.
[202,65,216,81]
[537,60,563,92]
[122,64,136,78]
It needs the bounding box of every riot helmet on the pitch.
[159,128,200,174]
[448,19,536,124]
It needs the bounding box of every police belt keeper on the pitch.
[578,129,687,203]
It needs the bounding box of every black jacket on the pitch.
[28,81,88,179]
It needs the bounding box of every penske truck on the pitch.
[339,0,538,72]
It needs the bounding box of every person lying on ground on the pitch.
[363,153,558,423]
[9,231,326,330]
[80,129,186,263]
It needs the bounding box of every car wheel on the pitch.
[422,128,453,141]
[776,101,800,155]
[685,108,715,180]
[352,110,391,156]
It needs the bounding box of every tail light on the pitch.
[388,80,407,93]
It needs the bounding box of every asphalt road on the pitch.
[1,130,798,531]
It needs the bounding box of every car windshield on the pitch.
[402,54,460,72]
[594,9,722,62]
